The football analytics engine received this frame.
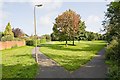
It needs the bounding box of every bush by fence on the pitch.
[1,35,14,41]
[26,39,46,46]
[26,40,34,46]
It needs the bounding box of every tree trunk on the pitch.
[66,39,68,47]
[73,37,74,45]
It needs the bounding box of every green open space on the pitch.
[1,46,38,78]
[40,41,106,71]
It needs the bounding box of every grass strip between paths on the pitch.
[40,41,106,71]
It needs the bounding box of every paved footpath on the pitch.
[32,47,70,78]
[71,49,108,78]
[32,47,108,78]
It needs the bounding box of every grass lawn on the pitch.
[40,41,106,71]
[1,46,38,78]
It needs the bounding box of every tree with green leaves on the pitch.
[1,22,14,41]
[51,24,60,41]
[0,32,4,41]
[77,21,86,41]
[103,1,120,42]
[103,1,120,78]
[51,23,66,41]
[41,34,51,42]
[86,31,95,41]
[4,22,14,36]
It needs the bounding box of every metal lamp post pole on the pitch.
[34,4,42,63]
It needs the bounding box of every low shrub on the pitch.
[26,39,34,46]
[107,63,120,79]
[11,44,18,48]
[40,38,46,43]
[1,35,14,41]
[26,39,46,46]
[0,32,3,41]
[105,39,120,79]
[106,40,120,62]
[14,38,21,41]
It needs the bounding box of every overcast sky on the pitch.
[0,0,112,36]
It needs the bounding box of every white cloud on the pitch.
[30,0,63,35]
[39,11,59,25]
[30,0,63,25]
[85,15,103,33]
[30,0,116,2]
[0,1,10,31]
[0,0,114,2]
[39,15,52,26]
[0,0,31,2]
[86,15,100,24]
[31,0,63,12]
[0,0,4,30]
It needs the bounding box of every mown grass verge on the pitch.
[1,46,38,78]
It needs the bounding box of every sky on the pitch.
[0,0,112,36]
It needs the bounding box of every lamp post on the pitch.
[34,4,42,63]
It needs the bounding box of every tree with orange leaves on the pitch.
[54,9,81,46]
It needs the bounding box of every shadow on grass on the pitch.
[39,43,106,52]
[13,54,33,58]
[2,63,38,78]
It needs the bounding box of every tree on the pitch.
[103,1,120,78]
[0,32,4,41]
[85,31,102,41]
[77,21,86,41]
[51,23,66,41]
[12,28,24,38]
[86,32,95,41]
[4,22,14,36]
[103,1,120,42]
[103,1,120,59]
[51,33,58,41]
[2,22,14,41]
[54,9,81,45]
[41,34,51,41]
[51,23,60,41]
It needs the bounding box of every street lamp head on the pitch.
[35,4,42,7]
